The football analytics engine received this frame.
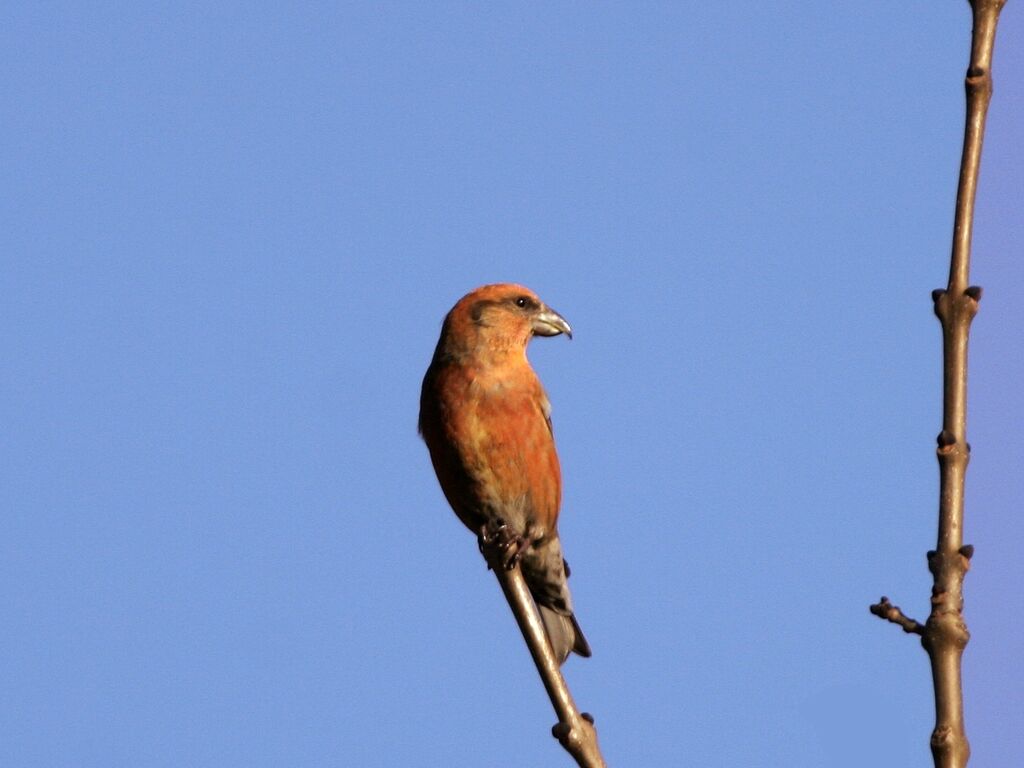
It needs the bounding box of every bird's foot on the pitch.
[478,519,529,570]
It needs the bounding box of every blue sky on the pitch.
[2,3,1021,766]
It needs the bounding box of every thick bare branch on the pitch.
[871,2,1006,766]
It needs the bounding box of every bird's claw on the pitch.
[478,519,506,548]
[478,520,529,570]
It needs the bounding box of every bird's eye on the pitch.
[515,296,530,308]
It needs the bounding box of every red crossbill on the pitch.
[419,284,591,664]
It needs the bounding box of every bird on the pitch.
[419,283,591,664]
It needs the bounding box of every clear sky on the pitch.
[2,3,1021,767]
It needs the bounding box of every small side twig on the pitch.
[869,596,924,635]
[481,544,606,768]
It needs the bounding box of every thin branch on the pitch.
[871,2,1005,767]
[482,544,607,768]
[869,597,924,635]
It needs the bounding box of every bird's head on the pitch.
[436,283,572,365]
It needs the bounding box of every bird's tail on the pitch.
[522,534,591,664]
[538,604,591,664]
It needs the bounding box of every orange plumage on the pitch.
[419,284,590,664]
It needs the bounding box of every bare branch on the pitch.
[871,2,1006,766]
[481,544,606,768]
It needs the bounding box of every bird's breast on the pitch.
[431,364,562,535]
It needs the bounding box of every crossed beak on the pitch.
[532,306,573,339]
